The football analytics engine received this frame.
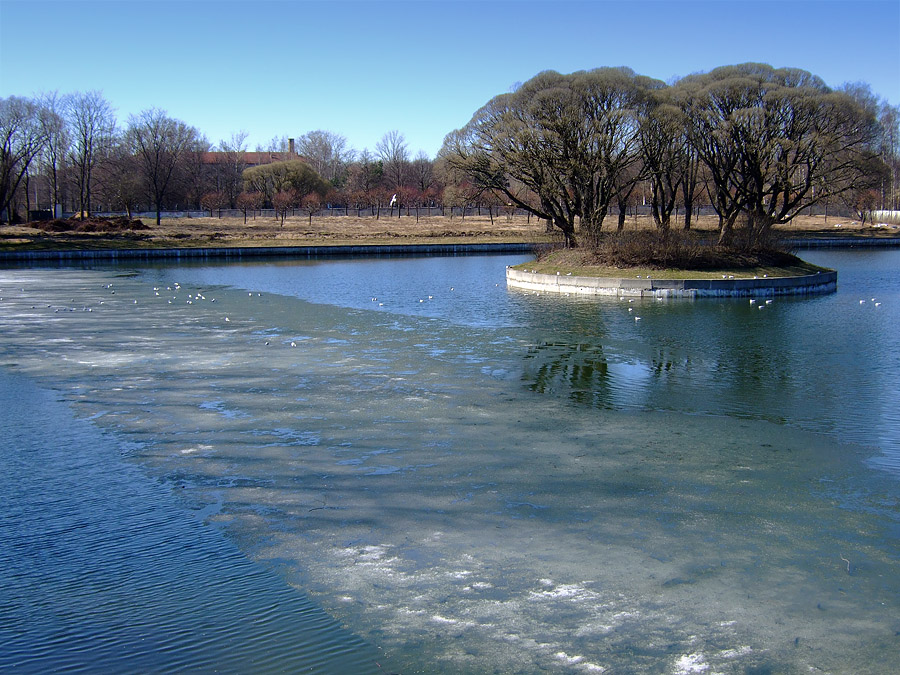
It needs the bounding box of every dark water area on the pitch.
[0,372,385,673]
[1,248,898,673]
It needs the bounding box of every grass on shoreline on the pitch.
[0,213,894,258]
[514,250,831,280]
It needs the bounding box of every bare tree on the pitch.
[878,102,900,210]
[94,137,142,217]
[441,68,656,247]
[0,96,48,222]
[347,148,382,215]
[181,134,213,209]
[37,91,68,216]
[236,190,262,223]
[376,130,408,217]
[257,135,290,153]
[639,98,690,233]
[680,64,885,247]
[127,108,200,226]
[65,90,116,218]
[217,130,248,207]
[296,129,354,186]
[411,150,435,198]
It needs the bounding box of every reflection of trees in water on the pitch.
[524,339,688,409]
[524,341,611,407]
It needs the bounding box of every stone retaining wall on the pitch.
[506,267,838,298]
[0,242,535,264]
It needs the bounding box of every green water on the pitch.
[1,250,897,673]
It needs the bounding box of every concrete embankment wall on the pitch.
[506,267,838,298]
[0,242,536,264]
[784,236,900,249]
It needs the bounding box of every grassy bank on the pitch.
[515,248,832,280]
[1,212,895,253]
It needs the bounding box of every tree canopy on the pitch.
[242,160,329,206]
[442,63,885,248]
[440,68,659,247]
[126,107,201,226]
[678,63,883,245]
[0,96,48,222]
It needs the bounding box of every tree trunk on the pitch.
[24,172,31,217]
[555,217,577,248]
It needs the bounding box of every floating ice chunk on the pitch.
[555,651,583,664]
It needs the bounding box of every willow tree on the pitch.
[639,93,691,233]
[242,160,328,207]
[678,64,883,247]
[441,68,656,247]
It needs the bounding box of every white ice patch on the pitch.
[181,444,214,455]
[530,581,598,602]
[673,652,710,673]
[555,651,583,664]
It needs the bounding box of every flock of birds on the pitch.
[2,274,886,349]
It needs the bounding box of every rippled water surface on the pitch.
[1,249,898,673]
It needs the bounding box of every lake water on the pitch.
[1,249,898,673]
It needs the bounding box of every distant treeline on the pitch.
[2,63,898,246]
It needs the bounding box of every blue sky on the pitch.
[2,0,898,158]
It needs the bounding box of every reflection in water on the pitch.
[525,341,610,402]
[1,250,898,674]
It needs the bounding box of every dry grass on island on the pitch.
[1,211,894,254]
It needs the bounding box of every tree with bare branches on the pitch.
[441,68,657,247]
[679,64,884,247]
[296,129,354,186]
[236,190,262,224]
[377,130,408,218]
[65,90,115,218]
[0,96,48,222]
[127,108,201,226]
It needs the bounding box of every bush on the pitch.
[32,216,150,233]
[560,230,801,270]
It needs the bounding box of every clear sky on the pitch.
[2,0,898,158]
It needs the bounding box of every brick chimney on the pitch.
[288,138,295,155]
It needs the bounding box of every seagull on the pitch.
[290,341,297,347]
